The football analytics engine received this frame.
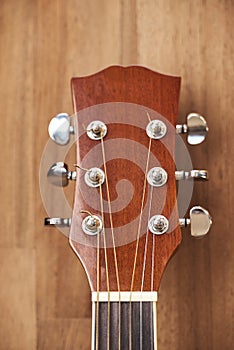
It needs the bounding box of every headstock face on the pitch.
[69,66,182,292]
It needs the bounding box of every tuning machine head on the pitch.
[176,113,208,145]
[180,206,212,238]
[175,169,208,181]
[44,217,71,227]
[48,113,74,145]
[47,162,76,186]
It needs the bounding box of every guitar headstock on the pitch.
[44,66,212,294]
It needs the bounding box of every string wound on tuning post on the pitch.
[147,112,152,122]
[74,164,89,172]
[80,209,95,217]
[74,164,105,187]
[80,210,103,236]
[86,120,107,140]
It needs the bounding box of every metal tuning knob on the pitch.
[48,113,74,145]
[47,162,76,186]
[176,113,208,145]
[180,206,212,238]
[175,170,208,181]
[44,217,71,227]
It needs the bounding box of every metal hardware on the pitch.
[176,113,208,145]
[47,162,76,187]
[148,215,169,235]
[84,167,105,187]
[180,206,212,237]
[147,167,168,187]
[81,214,103,235]
[48,113,74,145]
[175,170,208,181]
[87,120,107,140]
[146,120,167,139]
[44,217,71,227]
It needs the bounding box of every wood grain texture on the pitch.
[0,0,233,349]
[71,66,182,292]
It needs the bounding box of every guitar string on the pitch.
[140,185,153,290]
[140,112,156,350]
[99,182,110,350]
[130,112,152,349]
[100,134,121,350]
[129,135,152,350]
[95,217,100,350]
[139,185,153,350]
[151,203,156,347]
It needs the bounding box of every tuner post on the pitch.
[81,211,103,236]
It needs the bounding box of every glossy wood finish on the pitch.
[0,1,233,349]
[71,66,181,292]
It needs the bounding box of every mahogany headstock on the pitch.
[70,66,181,292]
[44,66,212,294]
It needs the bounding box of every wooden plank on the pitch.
[136,1,234,349]
[0,0,233,349]
[33,0,122,349]
[0,0,35,248]
[0,248,36,350]
[37,318,91,350]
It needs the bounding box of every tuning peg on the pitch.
[48,113,74,145]
[47,162,76,186]
[44,217,71,227]
[176,113,208,145]
[180,206,212,238]
[175,170,208,181]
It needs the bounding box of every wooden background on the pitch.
[0,0,233,349]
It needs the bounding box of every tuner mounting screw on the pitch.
[148,215,169,235]
[87,120,107,140]
[146,120,167,139]
[147,167,168,187]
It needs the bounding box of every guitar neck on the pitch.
[45,66,211,350]
[92,300,157,350]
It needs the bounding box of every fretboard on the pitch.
[92,301,157,350]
